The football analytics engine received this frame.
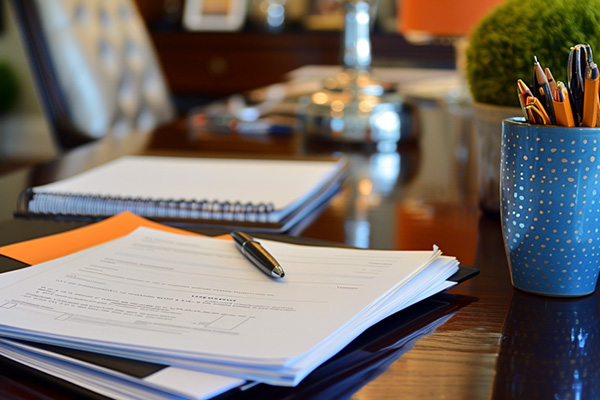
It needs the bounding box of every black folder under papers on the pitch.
[0,293,476,400]
[15,156,350,233]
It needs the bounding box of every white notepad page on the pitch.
[31,156,344,213]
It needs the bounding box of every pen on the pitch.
[517,79,551,125]
[582,62,599,127]
[532,56,556,125]
[517,79,535,122]
[231,231,285,278]
[582,44,593,73]
[568,45,585,125]
[597,91,600,125]
[545,67,557,96]
[553,81,575,127]
[524,101,552,125]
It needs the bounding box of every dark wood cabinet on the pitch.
[149,30,455,98]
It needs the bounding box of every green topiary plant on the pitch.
[0,61,19,114]
[466,0,600,108]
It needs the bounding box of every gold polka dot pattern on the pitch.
[501,118,600,296]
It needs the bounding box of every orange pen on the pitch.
[597,91,600,126]
[553,81,575,127]
[582,62,599,127]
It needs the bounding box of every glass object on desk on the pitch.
[299,0,414,149]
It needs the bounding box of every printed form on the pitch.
[0,227,458,385]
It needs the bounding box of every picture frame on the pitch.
[182,0,247,31]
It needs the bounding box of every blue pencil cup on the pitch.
[501,117,600,296]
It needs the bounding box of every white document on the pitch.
[0,227,458,386]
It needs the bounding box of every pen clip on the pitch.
[524,99,551,125]
[583,43,594,67]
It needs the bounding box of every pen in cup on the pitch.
[231,231,285,279]
[518,44,599,127]
[545,67,557,96]
[568,45,585,125]
[553,81,576,127]
[582,62,599,127]
[532,56,556,125]
[517,79,551,125]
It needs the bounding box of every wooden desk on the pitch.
[0,100,597,400]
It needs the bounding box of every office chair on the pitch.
[9,0,175,150]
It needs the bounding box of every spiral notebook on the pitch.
[16,155,349,233]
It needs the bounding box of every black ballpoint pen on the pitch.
[231,231,285,278]
[568,45,585,125]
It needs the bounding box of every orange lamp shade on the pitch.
[398,0,506,37]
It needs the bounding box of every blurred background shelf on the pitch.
[149,30,455,101]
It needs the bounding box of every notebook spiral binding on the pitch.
[25,191,276,222]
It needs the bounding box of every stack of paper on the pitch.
[0,311,454,400]
[0,337,245,400]
[0,227,459,387]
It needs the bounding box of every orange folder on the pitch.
[0,212,230,266]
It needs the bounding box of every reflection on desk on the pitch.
[494,291,600,399]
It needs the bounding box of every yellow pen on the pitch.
[597,91,600,126]
[582,62,599,127]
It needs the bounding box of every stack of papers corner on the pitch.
[0,227,459,387]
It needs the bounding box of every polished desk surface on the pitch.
[0,99,597,400]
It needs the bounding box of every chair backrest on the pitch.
[9,0,175,150]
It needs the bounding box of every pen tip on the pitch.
[534,55,539,64]
[272,265,285,278]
